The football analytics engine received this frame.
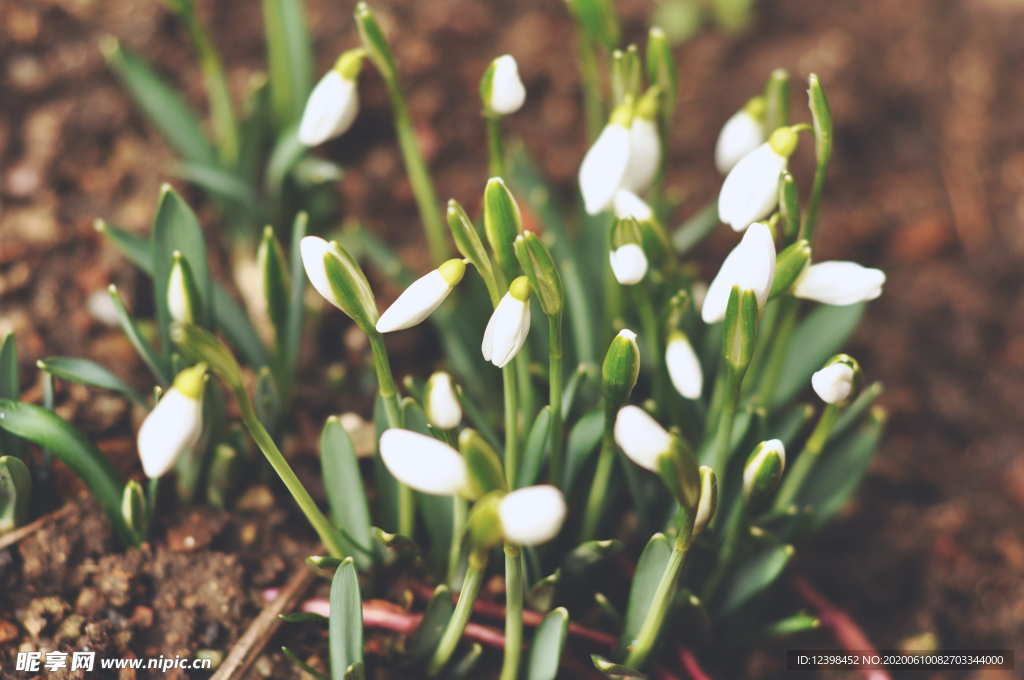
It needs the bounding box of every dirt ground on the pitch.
[2,0,1023,677]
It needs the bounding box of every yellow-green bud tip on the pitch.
[334,48,366,80]
[509,275,531,301]
[768,126,801,157]
[438,258,467,286]
[744,95,766,120]
[172,364,207,400]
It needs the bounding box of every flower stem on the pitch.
[500,543,525,680]
[428,551,487,675]
[486,115,506,177]
[637,286,668,418]
[700,496,746,603]
[774,403,840,510]
[547,313,565,485]
[502,363,520,486]
[707,366,741,476]
[580,418,615,542]
[368,331,413,536]
[447,495,467,587]
[753,297,799,407]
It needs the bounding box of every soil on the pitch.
[2,0,1024,678]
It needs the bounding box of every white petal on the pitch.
[717,143,787,231]
[701,222,776,323]
[743,439,786,492]
[498,485,566,545]
[482,294,531,368]
[621,118,661,194]
[490,55,526,115]
[298,71,359,146]
[811,363,854,404]
[376,270,452,333]
[300,236,341,309]
[379,429,468,496]
[613,405,672,471]
[715,110,766,174]
[167,263,191,324]
[579,124,630,215]
[425,372,462,430]
[613,189,653,221]
[609,244,648,285]
[666,335,703,399]
[793,261,886,306]
[137,389,203,479]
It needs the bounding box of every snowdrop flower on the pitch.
[692,466,718,537]
[613,189,653,221]
[579,111,631,215]
[379,428,468,496]
[715,96,766,174]
[483,55,526,116]
[137,365,205,479]
[613,405,672,472]
[812,361,855,404]
[621,115,661,194]
[376,259,466,333]
[167,252,197,324]
[425,371,462,430]
[299,235,379,331]
[793,261,886,306]
[609,243,648,285]
[718,126,801,231]
[298,49,364,146]
[498,485,567,545]
[701,222,776,323]
[665,332,703,399]
[742,439,786,507]
[481,276,532,368]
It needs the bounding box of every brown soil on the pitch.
[2,0,1024,678]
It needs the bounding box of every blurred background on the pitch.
[1,0,1023,670]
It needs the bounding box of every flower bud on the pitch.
[654,437,700,511]
[811,354,860,404]
[424,371,462,430]
[481,54,526,116]
[0,455,31,534]
[665,332,702,400]
[447,199,498,300]
[137,364,206,479]
[298,49,365,147]
[483,177,523,279]
[121,479,149,544]
[458,428,506,499]
[300,236,379,332]
[715,96,766,174]
[613,405,671,472]
[466,492,504,551]
[498,485,567,546]
[514,232,564,317]
[717,125,802,231]
[258,226,290,337]
[579,113,631,215]
[692,466,718,537]
[793,261,886,306]
[167,251,200,324]
[481,277,532,368]
[379,428,468,496]
[769,239,811,297]
[742,439,786,510]
[702,222,776,324]
[723,287,759,370]
[602,329,640,409]
[621,92,661,193]
[376,259,466,333]
[609,244,648,286]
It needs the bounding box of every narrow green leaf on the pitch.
[621,533,671,647]
[284,212,309,380]
[408,585,454,660]
[672,201,718,254]
[95,219,152,273]
[716,543,795,615]
[211,284,269,368]
[321,417,373,570]
[328,558,363,680]
[281,645,329,680]
[106,286,171,386]
[280,612,328,624]
[830,381,883,441]
[563,539,623,575]
[265,125,305,194]
[518,405,553,487]
[371,397,399,533]
[564,409,604,496]
[0,333,24,458]
[527,607,569,680]
[38,357,145,406]
[262,0,313,128]
[0,455,31,533]
[176,161,260,212]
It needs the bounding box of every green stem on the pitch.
[700,497,746,603]
[447,495,467,587]
[428,551,487,675]
[147,475,160,516]
[577,34,604,142]
[753,298,798,407]
[500,544,525,680]
[623,526,691,668]
[774,403,840,510]
[486,115,506,177]
[502,363,520,485]
[547,313,565,485]
[581,420,615,541]
[637,287,668,418]
[708,367,740,476]
[515,349,536,430]
[368,332,413,536]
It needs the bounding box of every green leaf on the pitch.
[563,539,623,575]
[716,542,795,615]
[0,333,24,458]
[328,558,363,680]
[265,124,306,195]
[105,286,171,386]
[38,357,145,406]
[321,417,373,570]
[176,161,260,213]
[527,607,569,680]
[621,533,670,648]
[100,38,217,166]
[564,409,605,496]
[211,284,269,368]
[371,397,399,533]
[449,643,484,679]
[408,585,454,660]
[262,0,313,128]
[518,405,553,487]
[0,455,31,533]
[95,220,152,273]
[772,303,865,407]
[0,400,129,543]
[672,201,718,254]
[279,612,329,624]
[284,212,309,381]
[760,612,820,639]
[831,381,883,441]
[281,645,329,680]
[590,654,646,679]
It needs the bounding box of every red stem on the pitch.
[678,647,713,680]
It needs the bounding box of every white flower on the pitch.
[425,371,462,430]
[715,108,766,174]
[166,255,194,324]
[621,117,661,194]
[579,123,630,215]
[488,55,526,115]
[609,244,648,285]
[379,429,468,496]
[793,261,886,306]
[298,71,359,147]
[137,366,205,479]
[498,485,566,545]
[376,259,466,333]
[811,362,855,404]
[481,277,532,368]
[300,236,342,308]
[701,222,776,323]
[665,333,703,399]
[613,189,653,221]
[613,405,672,472]
[718,141,787,232]
[742,439,785,496]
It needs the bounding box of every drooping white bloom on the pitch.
[811,362,855,404]
[425,371,462,430]
[298,71,359,147]
[300,236,342,309]
[613,189,653,221]
[701,222,776,323]
[718,126,800,231]
[488,55,526,115]
[613,405,672,472]
[579,123,631,215]
[376,259,466,333]
[379,429,468,496]
[481,277,532,368]
[793,261,886,306]
[715,107,766,174]
[498,485,567,545]
[621,117,661,194]
[665,333,703,399]
[137,365,205,479]
[609,244,648,285]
